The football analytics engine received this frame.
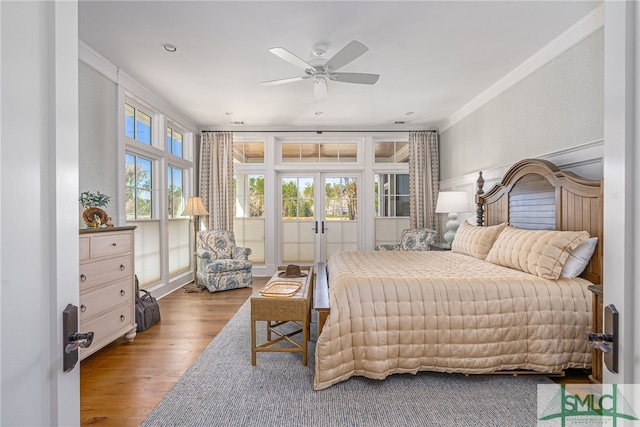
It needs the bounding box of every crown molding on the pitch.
[79,40,199,132]
[79,40,118,82]
[438,4,604,133]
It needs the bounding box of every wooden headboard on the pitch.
[476,158,603,285]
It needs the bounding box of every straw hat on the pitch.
[278,264,307,278]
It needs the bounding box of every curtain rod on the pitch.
[201,130,434,133]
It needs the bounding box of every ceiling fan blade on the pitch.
[330,72,380,85]
[261,76,310,86]
[314,77,328,99]
[269,47,314,72]
[324,40,369,72]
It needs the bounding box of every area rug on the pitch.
[142,299,553,427]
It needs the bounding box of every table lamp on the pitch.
[435,191,469,246]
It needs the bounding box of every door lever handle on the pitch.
[65,332,94,354]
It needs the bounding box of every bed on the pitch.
[313,158,602,390]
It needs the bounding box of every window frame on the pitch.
[121,91,196,291]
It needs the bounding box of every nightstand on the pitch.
[429,242,451,251]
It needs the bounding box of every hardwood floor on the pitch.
[80,277,269,426]
[81,275,590,426]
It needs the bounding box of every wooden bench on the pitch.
[313,262,330,335]
[251,266,314,366]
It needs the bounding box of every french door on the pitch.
[280,173,360,266]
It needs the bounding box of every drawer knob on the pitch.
[120,265,125,271]
[80,305,86,312]
[112,243,117,246]
[120,290,126,296]
[80,274,86,282]
[120,315,126,321]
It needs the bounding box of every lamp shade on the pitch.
[181,196,209,217]
[435,191,469,213]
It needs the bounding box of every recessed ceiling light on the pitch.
[315,111,323,116]
[405,111,414,116]
[225,112,234,116]
[162,44,178,53]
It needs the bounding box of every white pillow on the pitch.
[560,237,598,278]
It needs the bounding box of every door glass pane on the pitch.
[281,177,315,264]
[325,177,357,221]
[324,176,358,260]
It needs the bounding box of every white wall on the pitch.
[79,61,119,228]
[439,28,604,182]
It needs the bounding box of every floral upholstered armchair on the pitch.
[196,230,252,292]
[375,228,437,251]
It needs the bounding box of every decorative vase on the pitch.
[82,207,109,227]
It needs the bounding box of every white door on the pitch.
[0,1,80,425]
[280,173,360,266]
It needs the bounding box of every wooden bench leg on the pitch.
[302,315,309,366]
[251,318,257,366]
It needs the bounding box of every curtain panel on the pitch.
[200,131,234,231]
[409,130,439,232]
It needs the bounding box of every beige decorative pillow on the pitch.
[485,226,590,280]
[451,221,507,260]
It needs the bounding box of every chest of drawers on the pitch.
[79,226,137,360]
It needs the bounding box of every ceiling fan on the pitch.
[262,40,380,99]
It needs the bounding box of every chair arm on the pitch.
[375,244,401,251]
[233,246,252,260]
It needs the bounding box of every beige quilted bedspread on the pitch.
[313,251,592,390]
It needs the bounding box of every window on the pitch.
[125,103,152,145]
[167,126,183,157]
[234,174,266,263]
[167,166,184,218]
[125,153,153,219]
[233,141,264,163]
[235,174,265,218]
[281,142,357,163]
[375,173,410,217]
[123,94,195,289]
[375,141,409,163]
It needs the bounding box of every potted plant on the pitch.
[79,191,111,227]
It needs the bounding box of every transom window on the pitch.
[233,141,265,164]
[166,126,183,157]
[375,141,409,163]
[282,142,357,163]
[125,103,152,145]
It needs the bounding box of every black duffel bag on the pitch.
[135,275,161,332]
